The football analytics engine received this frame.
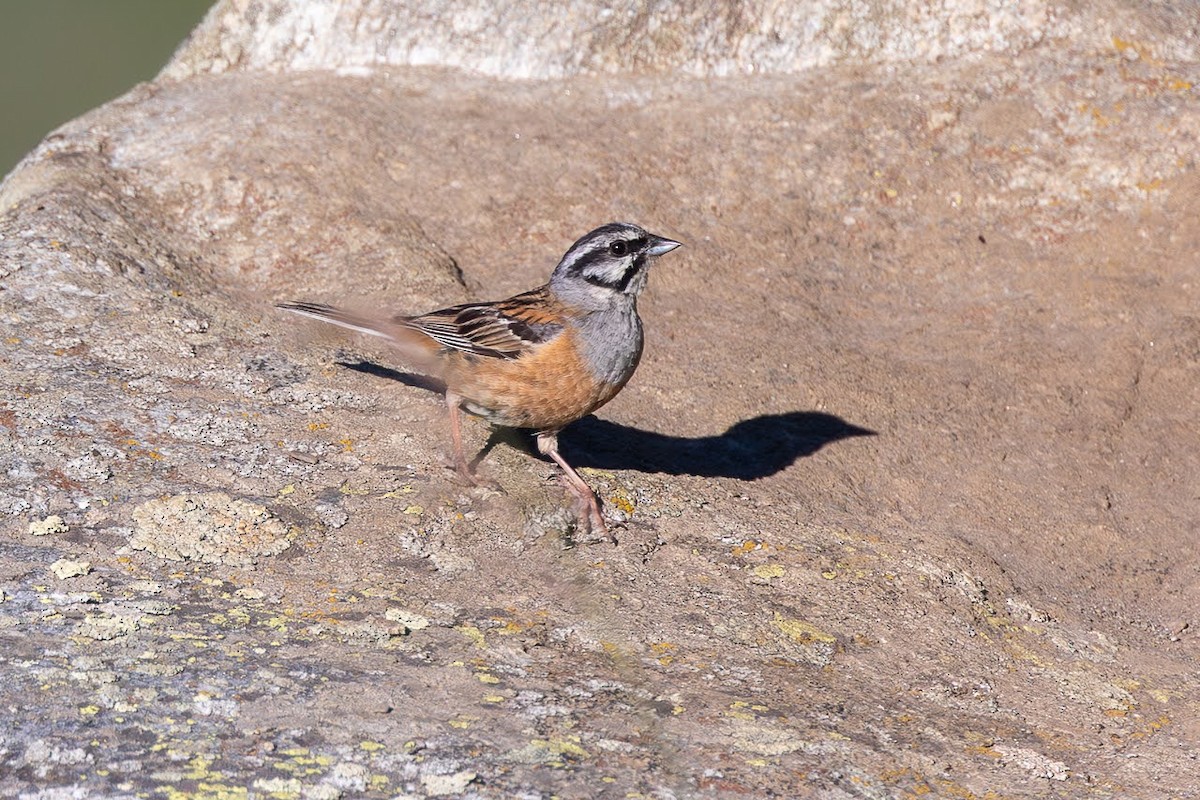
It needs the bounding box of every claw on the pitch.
[541,430,616,543]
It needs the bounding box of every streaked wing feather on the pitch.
[402,287,563,359]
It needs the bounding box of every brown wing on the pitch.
[400,286,565,360]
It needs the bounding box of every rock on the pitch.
[28,515,68,537]
[49,558,91,579]
[1,1,1198,798]
[420,770,477,796]
[129,493,293,567]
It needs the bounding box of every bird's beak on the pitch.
[646,236,682,257]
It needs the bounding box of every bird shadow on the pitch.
[340,359,445,393]
[564,412,875,480]
[337,359,875,481]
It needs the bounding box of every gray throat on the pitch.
[574,303,645,385]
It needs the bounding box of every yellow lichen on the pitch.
[773,613,835,645]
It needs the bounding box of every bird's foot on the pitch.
[558,475,617,545]
[445,459,504,493]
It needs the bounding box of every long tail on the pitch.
[276,300,442,371]
[276,301,395,340]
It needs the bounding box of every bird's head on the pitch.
[549,222,682,306]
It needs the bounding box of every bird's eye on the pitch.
[609,241,628,256]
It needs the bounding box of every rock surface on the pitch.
[2,1,1199,797]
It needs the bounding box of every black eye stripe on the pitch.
[607,237,648,257]
[582,254,645,292]
[559,230,654,290]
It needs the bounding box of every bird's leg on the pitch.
[445,391,472,478]
[536,429,611,541]
[444,391,501,490]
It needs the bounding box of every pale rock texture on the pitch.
[2,1,1199,798]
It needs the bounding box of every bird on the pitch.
[277,222,682,538]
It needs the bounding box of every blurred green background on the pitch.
[0,1,214,178]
